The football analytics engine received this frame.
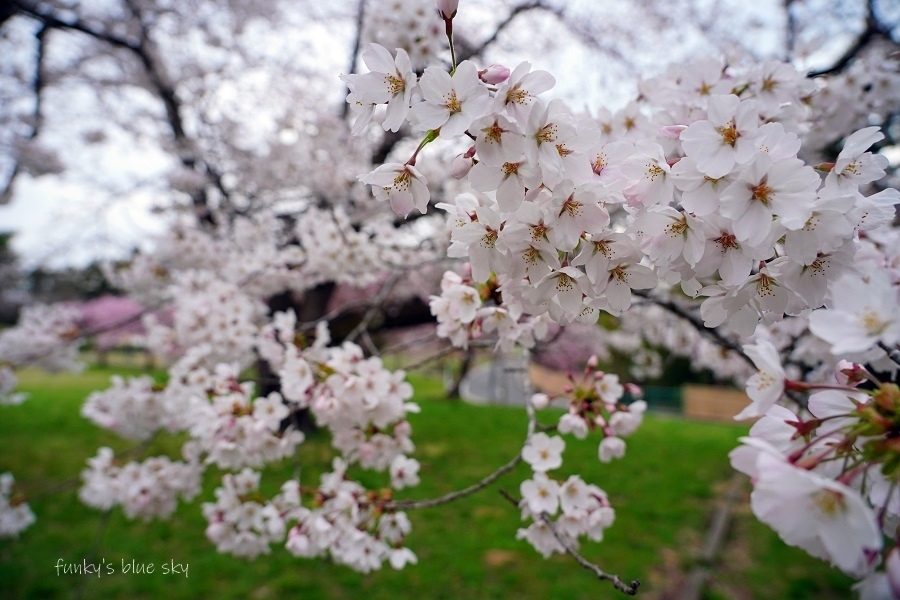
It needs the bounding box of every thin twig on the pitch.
[807,0,891,77]
[631,291,808,409]
[385,452,522,511]
[376,330,440,357]
[458,1,562,62]
[540,511,640,596]
[386,374,539,511]
[345,271,404,343]
[498,489,639,596]
[399,345,460,371]
[17,476,80,504]
[633,291,753,369]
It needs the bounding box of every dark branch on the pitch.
[1,19,46,203]
[11,0,226,224]
[633,291,753,369]
[457,1,563,62]
[878,342,900,368]
[385,452,522,511]
[784,0,797,61]
[498,489,640,596]
[807,0,895,77]
[342,0,367,119]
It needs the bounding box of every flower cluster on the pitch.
[284,458,417,571]
[79,448,202,521]
[2,2,899,591]
[187,385,304,471]
[80,374,167,441]
[511,363,643,557]
[517,433,616,557]
[348,6,898,587]
[533,359,646,463]
[0,473,35,538]
[0,304,83,403]
[356,46,897,346]
[429,269,551,351]
[70,313,423,561]
[288,339,420,474]
[203,469,296,559]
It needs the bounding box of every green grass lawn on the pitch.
[0,367,852,599]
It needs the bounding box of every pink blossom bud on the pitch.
[660,124,687,139]
[470,319,483,338]
[359,442,376,462]
[530,393,550,409]
[625,383,643,398]
[835,360,867,387]
[586,355,599,369]
[436,0,458,19]
[599,436,625,462]
[394,420,412,438]
[479,64,510,85]
[451,154,473,179]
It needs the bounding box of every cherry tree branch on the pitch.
[342,0,367,119]
[376,330,440,357]
[633,291,753,369]
[539,509,640,596]
[11,0,228,224]
[399,344,462,371]
[498,489,640,596]
[807,0,896,77]
[633,291,808,409]
[385,451,523,511]
[344,272,404,343]
[457,1,563,62]
[1,21,46,203]
[878,342,900,369]
[784,0,798,60]
[385,372,539,510]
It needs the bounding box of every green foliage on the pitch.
[0,367,852,599]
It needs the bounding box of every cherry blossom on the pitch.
[718,155,819,246]
[809,271,900,355]
[410,60,491,138]
[680,94,760,178]
[2,3,900,591]
[750,453,881,577]
[598,436,626,463]
[734,339,787,420]
[341,44,416,134]
[521,432,565,472]
[359,162,431,216]
[520,471,561,515]
[825,126,890,192]
[493,62,555,125]
[0,473,35,538]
